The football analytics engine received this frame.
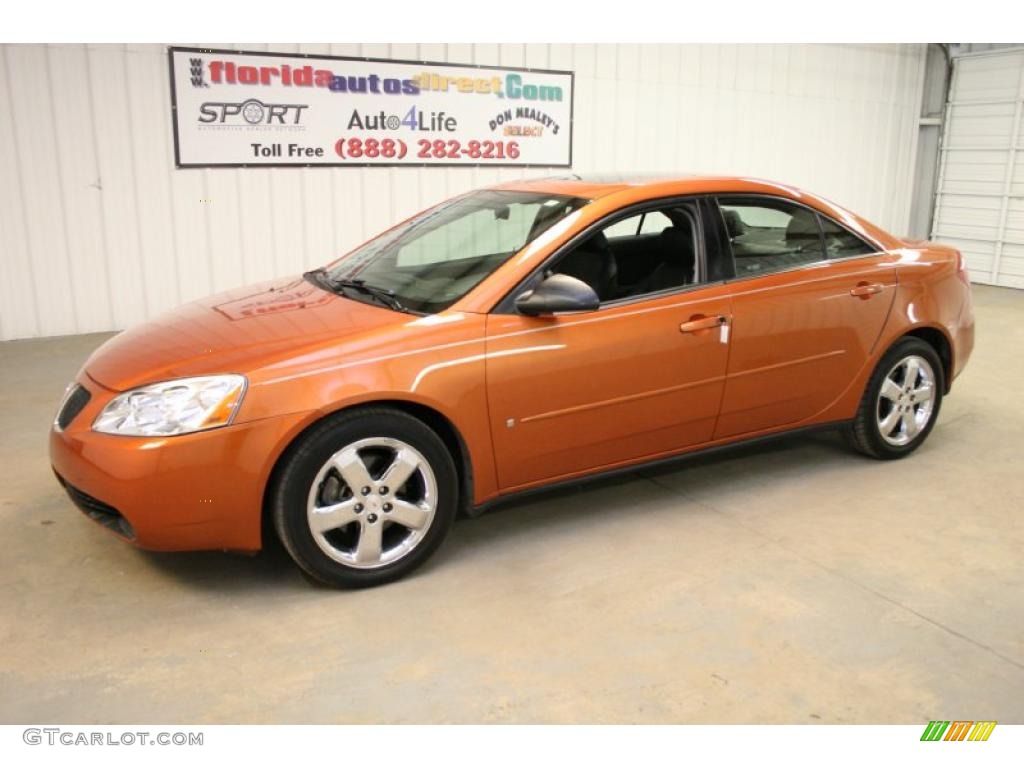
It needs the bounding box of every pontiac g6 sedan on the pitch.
[50,176,975,587]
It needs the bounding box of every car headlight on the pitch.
[92,375,247,436]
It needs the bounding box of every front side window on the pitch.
[602,210,673,240]
[639,210,673,235]
[323,190,588,314]
[547,203,700,303]
[718,197,826,277]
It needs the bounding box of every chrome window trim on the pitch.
[721,250,891,287]
[596,278,726,311]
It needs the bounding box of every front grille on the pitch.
[55,474,135,540]
[56,384,91,430]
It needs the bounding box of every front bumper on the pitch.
[49,375,305,552]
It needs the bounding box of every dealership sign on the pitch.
[169,47,573,168]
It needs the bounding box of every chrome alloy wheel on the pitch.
[876,354,936,447]
[306,437,437,569]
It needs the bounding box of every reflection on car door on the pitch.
[714,200,898,439]
[485,284,732,491]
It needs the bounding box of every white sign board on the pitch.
[169,48,574,168]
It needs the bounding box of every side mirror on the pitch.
[515,273,600,317]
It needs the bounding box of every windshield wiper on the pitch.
[304,269,409,313]
[331,277,407,313]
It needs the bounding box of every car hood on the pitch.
[84,275,401,392]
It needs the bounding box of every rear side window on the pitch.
[819,216,877,258]
[717,198,826,277]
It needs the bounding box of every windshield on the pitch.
[322,190,589,314]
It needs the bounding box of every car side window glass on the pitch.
[638,210,672,235]
[819,216,877,259]
[549,205,699,303]
[718,198,826,277]
[602,214,642,240]
[602,210,675,242]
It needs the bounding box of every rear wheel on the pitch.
[272,408,458,588]
[849,337,944,459]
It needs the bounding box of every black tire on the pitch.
[271,407,458,588]
[848,337,945,459]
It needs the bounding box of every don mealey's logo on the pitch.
[199,99,307,125]
[488,106,561,135]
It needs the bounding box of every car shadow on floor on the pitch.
[435,429,853,566]
[132,429,853,592]
[133,531,309,593]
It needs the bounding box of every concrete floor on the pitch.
[1,284,1022,724]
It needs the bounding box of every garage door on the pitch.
[932,48,1024,288]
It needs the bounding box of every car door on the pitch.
[712,196,898,439]
[485,198,733,492]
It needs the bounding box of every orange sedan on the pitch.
[50,176,975,587]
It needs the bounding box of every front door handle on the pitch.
[680,315,727,333]
[850,282,884,298]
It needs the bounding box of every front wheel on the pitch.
[848,337,944,459]
[271,408,458,588]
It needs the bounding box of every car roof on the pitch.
[490,173,808,199]
[488,174,899,249]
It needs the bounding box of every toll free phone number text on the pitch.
[333,137,521,161]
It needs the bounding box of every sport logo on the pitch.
[189,58,207,88]
[920,721,996,741]
[198,99,308,126]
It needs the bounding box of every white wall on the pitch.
[0,43,926,341]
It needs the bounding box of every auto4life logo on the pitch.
[920,721,997,741]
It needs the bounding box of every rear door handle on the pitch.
[680,315,727,333]
[850,282,884,298]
